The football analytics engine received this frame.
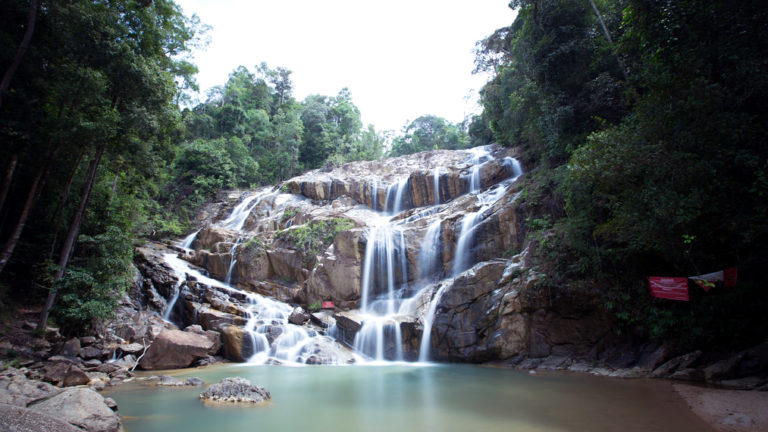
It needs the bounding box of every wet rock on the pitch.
[220,325,254,362]
[288,307,310,325]
[139,329,218,370]
[103,397,118,411]
[198,307,248,333]
[199,377,270,404]
[154,375,184,386]
[183,324,222,356]
[185,377,205,386]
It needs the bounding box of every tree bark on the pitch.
[0,0,39,108]
[48,149,86,258]
[0,152,54,274]
[0,154,18,214]
[38,145,105,330]
[587,0,630,82]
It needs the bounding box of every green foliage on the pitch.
[281,208,299,222]
[308,302,322,312]
[389,115,470,157]
[276,218,355,266]
[480,0,768,348]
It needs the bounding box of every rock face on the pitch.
[0,368,121,432]
[199,377,271,404]
[139,329,219,370]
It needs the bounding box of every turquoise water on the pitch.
[106,364,713,432]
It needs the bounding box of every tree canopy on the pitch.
[475,0,768,348]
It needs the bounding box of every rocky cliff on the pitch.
[122,145,767,388]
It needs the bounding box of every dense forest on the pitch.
[472,0,768,348]
[0,0,470,332]
[1,0,766,353]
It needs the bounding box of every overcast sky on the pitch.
[174,0,516,132]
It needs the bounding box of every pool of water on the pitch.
[106,364,713,432]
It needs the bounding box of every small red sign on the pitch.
[322,301,335,309]
[649,277,689,301]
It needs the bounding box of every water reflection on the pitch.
[107,365,713,432]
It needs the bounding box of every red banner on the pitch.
[649,277,690,301]
[321,301,335,309]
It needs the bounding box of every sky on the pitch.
[174,0,516,132]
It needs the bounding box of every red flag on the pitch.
[723,267,737,288]
[649,277,690,301]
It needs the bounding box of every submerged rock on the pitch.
[199,377,270,404]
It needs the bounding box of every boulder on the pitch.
[220,325,254,362]
[61,338,81,358]
[61,365,91,387]
[199,377,270,404]
[0,368,61,407]
[0,403,82,432]
[288,307,310,325]
[198,307,248,333]
[31,387,122,432]
[79,346,105,361]
[139,329,218,370]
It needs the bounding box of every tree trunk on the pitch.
[0,154,18,213]
[587,0,630,82]
[38,145,104,331]
[0,0,39,108]
[0,156,51,274]
[48,150,86,258]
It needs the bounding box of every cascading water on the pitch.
[220,190,271,231]
[418,283,448,362]
[351,150,525,363]
[164,147,526,366]
[161,191,351,365]
[467,146,492,193]
[354,215,410,361]
[224,237,242,285]
[179,230,199,249]
[161,267,185,325]
[418,220,442,282]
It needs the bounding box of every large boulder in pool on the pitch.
[139,329,219,370]
[199,377,270,404]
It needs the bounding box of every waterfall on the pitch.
[161,271,185,324]
[418,220,442,281]
[467,147,491,193]
[370,178,379,211]
[418,283,448,362]
[451,211,483,276]
[220,191,268,231]
[385,178,409,214]
[161,252,341,365]
[179,230,199,249]
[224,237,242,285]
[503,157,523,180]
